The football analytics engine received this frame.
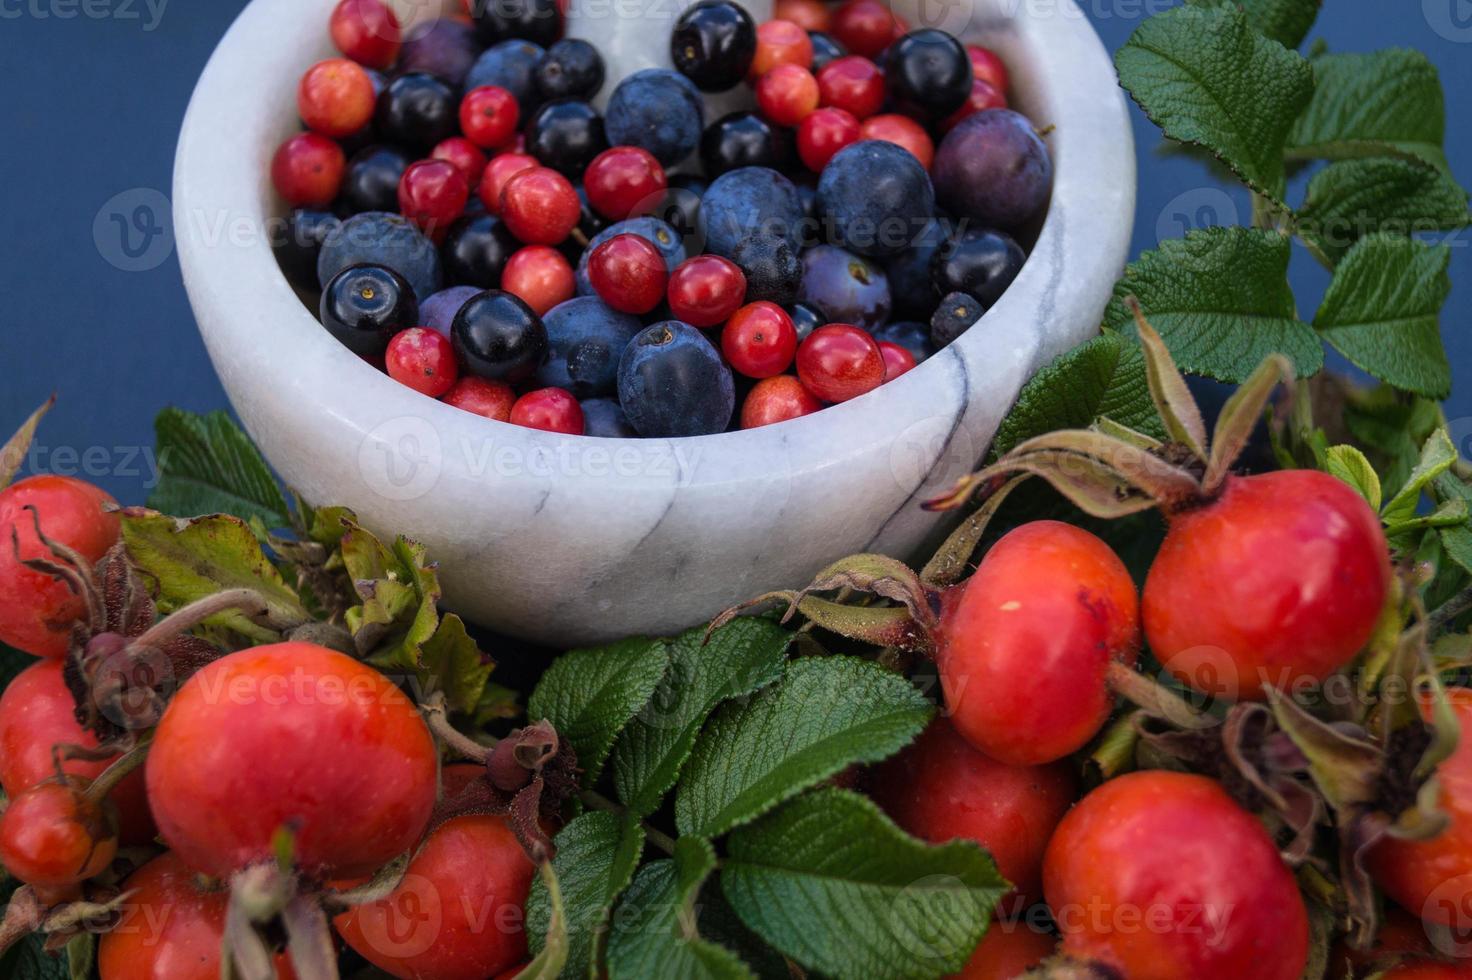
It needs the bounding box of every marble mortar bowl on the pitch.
[173,0,1135,647]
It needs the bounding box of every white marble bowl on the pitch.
[173,0,1135,646]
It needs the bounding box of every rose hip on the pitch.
[795,323,883,402]
[860,113,935,168]
[298,58,376,137]
[460,85,521,149]
[500,166,581,245]
[398,159,470,240]
[797,107,860,172]
[668,255,747,327]
[444,377,516,420]
[502,245,575,316]
[750,19,814,77]
[587,233,667,314]
[330,0,401,70]
[756,64,820,127]
[271,132,345,207]
[432,137,490,188]
[511,388,585,434]
[386,327,459,397]
[721,301,798,378]
[478,152,538,214]
[584,146,668,221]
[816,56,885,119]
[740,375,822,428]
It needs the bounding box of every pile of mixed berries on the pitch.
[272,0,1052,437]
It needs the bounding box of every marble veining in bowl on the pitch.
[173,0,1135,646]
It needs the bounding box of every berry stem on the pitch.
[577,789,677,856]
[129,587,275,651]
[420,696,492,763]
[1428,585,1472,634]
[1104,660,1216,731]
[82,736,151,809]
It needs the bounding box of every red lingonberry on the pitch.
[298,58,376,137]
[443,377,516,421]
[877,341,916,381]
[668,255,747,327]
[967,44,1010,94]
[860,113,934,169]
[398,159,470,240]
[270,132,345,208]
[511,388,584,434]
[478,152,538,214]
[740,375,823,428]
[795,324,883,402]
[756,64,821,127]
[832,0,897,58]
[500,167,580,245]
[329,0,401,70]
[460,85,521,149]
[386,327,459,398]
[502,245,575,316]
[432,137,490,189]
[816,56,885,120]
[751,19,814,77]
[722,301,798,378]
[584,146,668,221]
[797,107,861,172]
[587,233,667,314]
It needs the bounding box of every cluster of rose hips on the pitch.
[269,0,1049,438]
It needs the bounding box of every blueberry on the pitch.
[605,69,705,167]
[931,291,984,347]
[374,73,458,151]
[526,100,608,178]
[730,233,802,306]
[799,244,891,332]
[535,39,604,101]
[576,217,687,295]
[320,264,418,356]
[933,109,1053,229]
[443,213,518,288]
[932,228,1026,308]
[467,40,547,116]
[659,175,706,241]
[883,217,950,320]
[319,211,443,303]
[473,0,562,47]
[537,296,643,398]
[873,320,934,363]
[671,0,756,92]
[883,30,972,119]
[699,166,804,259]
[816,140,935,258]
[399,18,483,87]
[809,31,847,72]
[700,111,791,177]
[274,209,340,289]
[451,290,549,383]
[420,286,482,336]
[339,146,409,216]
[617,321,735,437]
[581,397,636,438]
[788,301,825,342]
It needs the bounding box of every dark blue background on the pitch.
[1,0,1467,502]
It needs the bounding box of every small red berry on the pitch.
[797,107,860,172]
[751,19,814,77]
[740,375,823,428]
[329,0,401,70]
[722,301,798,378]
[587,233,667,314]
[298,58,376,138]
[511,388,584,434]
[584,146,668,221]
[500,167,580,245]
[967,44,1010,94]
[832,0,897,58]
[877,341,916,381]
[860,113,934,169]
[795,324,883,402]
[943,79,1008,131]
[386,327,459,398]
[478,152,538,214]
[270,132,345,207]
[668,255,747,327]
[816,56,885,120]
[502,245,575,316]
[398,159,470,240]
[774,0,831,31]
[756,64,821,127]
[444,377,516,421]
[460,85,521,149]
[432,137,490,189]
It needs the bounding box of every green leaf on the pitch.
[519,862,571,980]
[147,409,291,528]
[64,934,93,980]
[1312,236,1453,398]
[1342,386,1443,497]
[0,397,52,491]
[609,619,790,818]
[1186,0,1320,49]
[0,931,69,980]
[1383,430,1458,527]
[1114,4,1313,201]
[1323,446,1383,513]
[344,526,443,671]
[527,810,646,978]
[1294,158,1469,266]
[992,333,1163,457]
[676,657,932,838]
[416,614,492,716]
[1286,50,1449,171]
[722,789,1009,980]
[528,638,671,785]
[608,838,753,980]
[120,510,310,642]
[1434,474,1472,576]
[1104,228,1323,382]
